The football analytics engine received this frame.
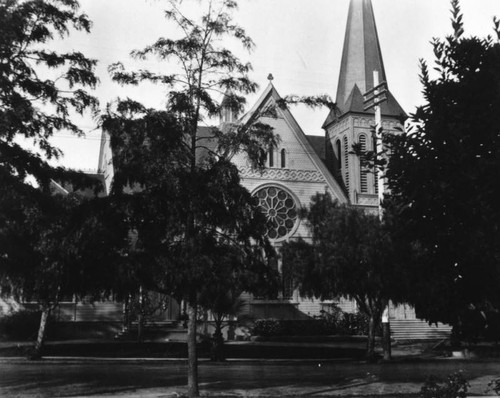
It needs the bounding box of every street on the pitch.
[1,359,500,397]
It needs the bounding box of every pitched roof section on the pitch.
[196,126,218,162]
[341,84,405,118]
[242,83,348,204]
[50,173,107,198]
[325,0,406,125]
[305,135,326,161]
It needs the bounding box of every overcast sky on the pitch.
[48,0,500,171]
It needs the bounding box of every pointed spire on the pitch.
[336,0,386,108]
[323,0,405,123]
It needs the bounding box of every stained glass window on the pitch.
[254,186,298,240]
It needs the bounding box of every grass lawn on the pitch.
[0,340,367,359]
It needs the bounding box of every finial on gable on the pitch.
[267,73,274,82]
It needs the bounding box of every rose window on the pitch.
[254,186,298,240]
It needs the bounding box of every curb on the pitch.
[0,356,363,364]
[1,355,477,366]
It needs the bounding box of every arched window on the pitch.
[359,134,368,193]
[343,136,349,192]
[281,149,286,168]
[335,139,342,171]
[268,147,274,167]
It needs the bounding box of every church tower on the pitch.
[323,0,406,209]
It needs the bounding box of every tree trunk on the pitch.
[122,294,130,333]
[381,302,391,361]
[137,287,144,342]
[182,300,188,328]
[31,306,51,360]
[187,300,199,398]
[366,312,376,361]
[202,309,208,336]
[211,321,225,362]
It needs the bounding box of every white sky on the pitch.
[48,0,500,171]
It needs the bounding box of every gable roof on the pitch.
[242,82,348,204]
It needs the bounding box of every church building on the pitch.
[209,0,407,320]
[96,0,451,340]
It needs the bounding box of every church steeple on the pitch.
[336,0,386,108]
[326,0,405,120]
[323,0,406,206]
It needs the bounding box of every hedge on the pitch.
[0,310,51,341]
[251,312,371,337]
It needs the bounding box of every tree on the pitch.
[0,185,127,358]
[200,289,245,362]
[104,1,278,396]
[0,0,98,187]
[0,0,105,357]
[197,246,276,362]
[282,193,398,360]
[382,0,500,329]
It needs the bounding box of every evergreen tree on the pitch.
[383,1,500,328]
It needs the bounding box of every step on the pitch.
[390,319,452,341]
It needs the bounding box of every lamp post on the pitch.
[363,71,391,360]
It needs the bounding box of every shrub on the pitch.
[251,311,378,338]
[451,309,500,345]
[251,318,336,337]
[318,309,373,336]
[420,372,469,398]
[0,310,51,341]
[487,378,500,395]
[251,319,286,337]
[337,313,371,336]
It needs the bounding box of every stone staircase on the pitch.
[390,319,452,341]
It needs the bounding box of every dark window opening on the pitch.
[343,136,349,192]
[359,134,368,193]
[336,139,342,171]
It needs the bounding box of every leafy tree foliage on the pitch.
[282,193,398,359]
[0,0,98,189]
[0,188,126,358]
[104,1,278,395]
[0,0,113,357]
[382,1,500,328]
